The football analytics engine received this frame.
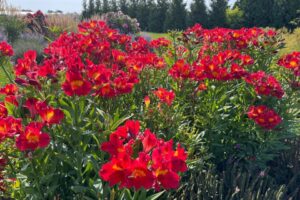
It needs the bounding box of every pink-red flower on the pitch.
[62,71,92,96]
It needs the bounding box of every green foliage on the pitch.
[226,6,244,29]
[12,35,46,63]
[209,0,228,28]
[168,166,298,200]
[164,0,187,31]
[188,0,209,28]
[0,15,25,43]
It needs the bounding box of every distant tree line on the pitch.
[82,0,300,32]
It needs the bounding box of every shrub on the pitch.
[0,15,25,43]
[91,11,141,35]
[12,33,46,63]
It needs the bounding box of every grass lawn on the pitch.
[280,28,300,55]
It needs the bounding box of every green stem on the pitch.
[30,158,45,199]
[0,60,14,84]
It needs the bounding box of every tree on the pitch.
[226,6,244,29]
[209,0,228,28]
[95,0,101,14]
[188,0,208,27]
[119,0,129,14]
[128,0,139,18]
[110,0,118,12]
[148,0,170,32]
[164,0,187,31]
[82,0,88,18]
[136,0,152,30]
[88,0,95,17]
[102,0,110,13]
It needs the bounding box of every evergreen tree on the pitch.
[209,0,228,28]
[95,0,101,14]
[136,0,152,30]
[119,0,129,14]
[110,0,118,12]
[164,0,187,31]
[102,0,110,13]
[88,0,95,17]
[82,0,88,19]
[128,0,139,18]
[148,0,169,32]
[188,0,208,27]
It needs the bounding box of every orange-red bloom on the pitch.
[39,107,64,125]
[248,105,282,130]
[62,71,92,96]
[0,41,13,57]
[16,122,50,151]
[153,88,175,106]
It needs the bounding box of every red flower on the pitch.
[169,59,192,80]
[0,102,7,118]
[99,153,132,187]
[278,52,300,76]
[153,88,175,106]
[16,122,50,151]
[4,95,19,106]
[150,38,171,48]
[0,117,22,142]
[141,129,158,153]
[245,71,284,99]
[39,107,64,125]
[248,105,282,130]
[14,50,37,76]
[24,98,46,118]
[0,84,18,96]
[0,41,13,57]
[62,71,92,96]
[127,153,154,190]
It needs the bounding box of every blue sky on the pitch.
[9,0,236,13]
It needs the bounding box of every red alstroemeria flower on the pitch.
[99,153,132,187]
[141,129,157,153]
[16,122,50,151]
[0,84,18,96]
[39,107,64,125]
[127,153,154,190]
[248,105,282,130]
[169,59,192,80]
[153,88,175,106]
[153,165,180,190]
[0,103,7,118]
[62,71,92,96]
[0,41,13,57]
[4,95,19,107]
[0,117,22,142]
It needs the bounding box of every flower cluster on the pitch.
[99,120,187,190]
[0,83,63,150]
[153,88,175,106]
[184,24,277,51]
[248,105,282,130]
[14,21,165,98]
[150,38,171,49]
[245,71,284,99]
[0,42,13,57]
[278,51,300,76]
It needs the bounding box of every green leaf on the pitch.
[145,191,165,200]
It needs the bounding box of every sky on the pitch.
[8,0,236,13]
